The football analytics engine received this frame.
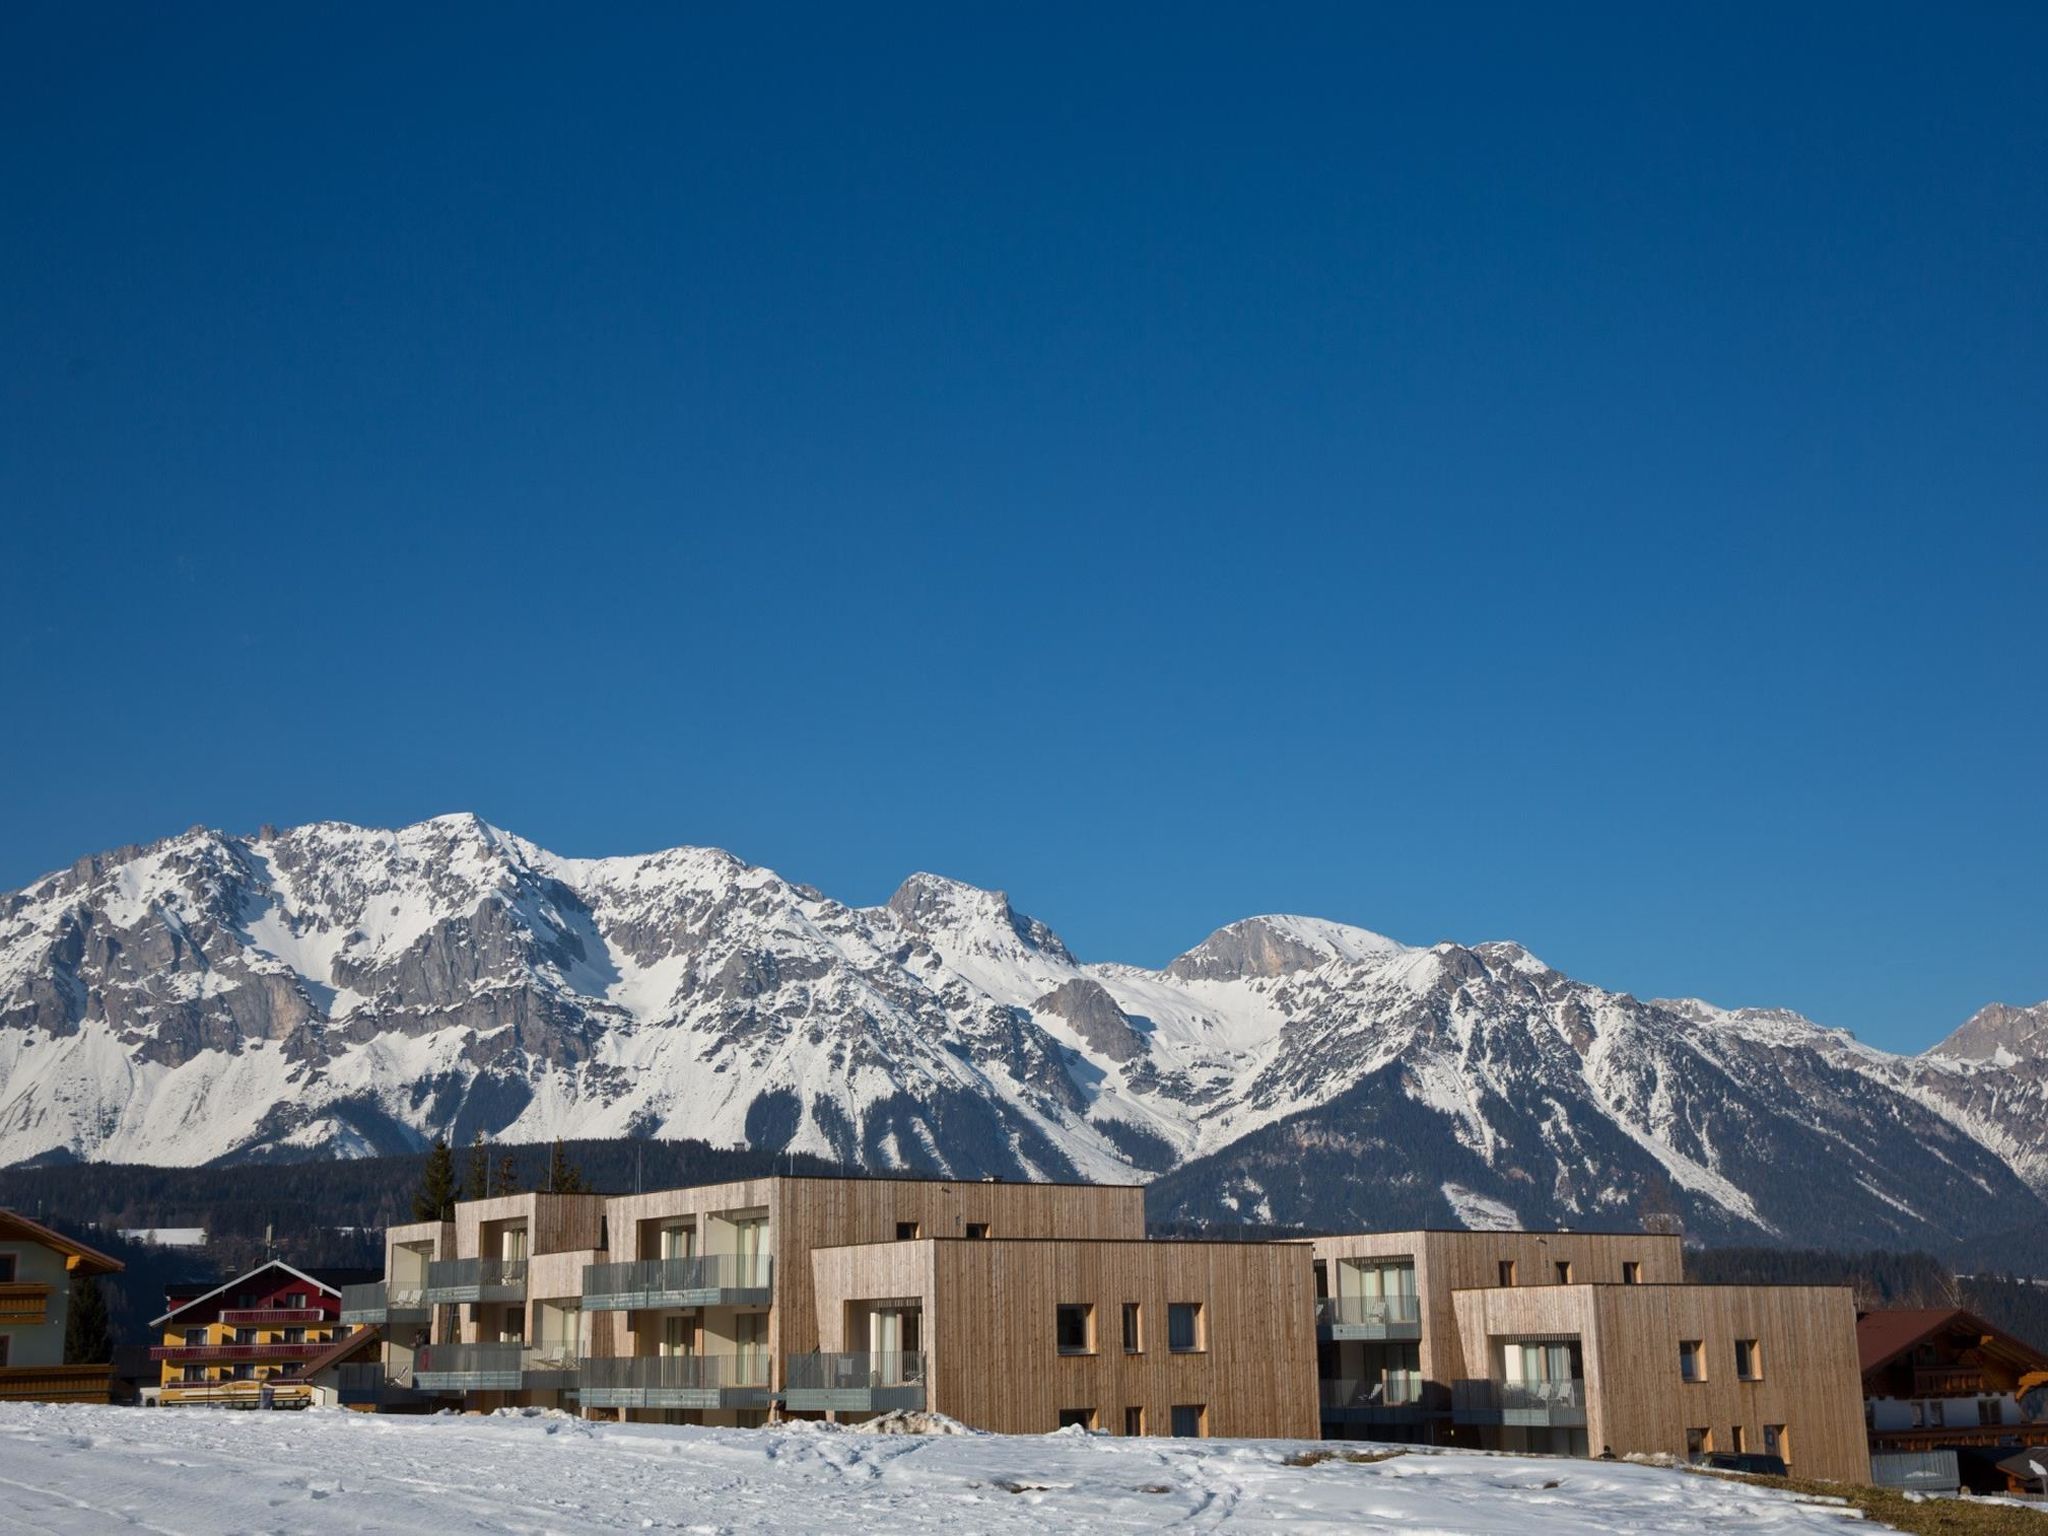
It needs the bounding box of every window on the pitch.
[1167,1303,1203,1354]
[965,1223,990,1240]
[232,1364,254,1380]
[0,1254,16,1283]
[1056,1304,1094,1355]
[895,1221,921,1241]
[286,1293,307,1309]
[233,1327,256,1345]
[1686,1427,1711,1458]
[1057,1408,1096,1431]
[1979,1398,2005,1426]
[1926,1400,1946,1428]
[1554,1261,1573,1284]
[1498,1260,1517,1287]
[1729,1426,1747,1454]
[1734,1339,1762,1381]
[0,1335,8,1367]
[1170,1404,1207,1439]
[1763,1424,1787,1463]
[184,1327,207,1348]
[1122,1303,1143,1354]
[1679,1339,1704,1382]
[1123,1406,1145,1436]
[1622,1261,1641,1284]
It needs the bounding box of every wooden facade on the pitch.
[809,1236,1318,1438]
[1450,1283,1870,1482]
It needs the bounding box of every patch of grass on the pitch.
[1283,1447,1409,1468]
[1695,1469,2045,1536]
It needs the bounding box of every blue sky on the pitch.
[3,4,2042,1052]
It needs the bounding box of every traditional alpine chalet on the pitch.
[152,1260,375,1408]
[1857,1307,2048,1486]
[338,1172,1871,1477]
[0,1209,124,1404]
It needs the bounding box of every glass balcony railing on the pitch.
[580,1254,773,1311]
[412,1342,576,1391]
[1315,1293,1422,1335]
[1319,1373,1428,1419]
[782,1351,927,1410]
[422,1258,528,1304]
[1452,1377,1587,1425]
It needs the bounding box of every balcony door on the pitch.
[733,1217,767,1284]
[867,1307,921,1384]
[660,1224,696,1263]
[500,1226,528,1263]
[660,1313,695,1358]
[1506,1341,1580,1397]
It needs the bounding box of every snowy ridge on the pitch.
[2,815,2045,1249]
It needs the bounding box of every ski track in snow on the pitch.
[0,1404,1871,1536]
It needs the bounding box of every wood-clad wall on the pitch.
[1451,1284,1870,1483]
[903,1239,1319,1439]
[451,1193,607,1264]
[1308,1229,1684,1382]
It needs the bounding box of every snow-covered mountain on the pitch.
[2,815,2043,1251]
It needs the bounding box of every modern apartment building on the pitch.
[339,1178,1870,1474]
[345,1175,1317,1437]
[153,1260,372,1408]
[1308,1229,1870,1482]
[0,1209,124,1405]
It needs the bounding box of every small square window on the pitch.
[1123,1405,1145,1436]
[1622,1261,1641,1284]
[895,1222,921,1241]
[964,1223,990,1240]
[1170,1404,1206,1438]
[1498,1260,1517,1286]
[1057,1407,1096,1430]
[1686,1426,1712,1458]
[1554,1261,1572,1284]
[1121,1302,1142,1353]
[1734,1338,1762,1380]
[1056,1303,1094,1355]
[1167,1303,1203,1353]
[1679,1339,1704,1382]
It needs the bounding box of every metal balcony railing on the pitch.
[1320,1372,1427,1416]
[423,1258,528,1304]
[581,1254,774,1311]
[149,1341,330,1363]
[219,1308,327,1326]
[1452,1377,1587,1425]
[1315,1293,1422,1337]
[412,1341,578,1392]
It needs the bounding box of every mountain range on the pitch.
[2,814,2044,1253]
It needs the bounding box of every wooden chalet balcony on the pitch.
[0,1363,116,1404]
[581,1254,774,1311]
[219,1308,326,1326]
[150,1341,330,1363]
[579,1353,776,1411]
[782,1351,925,1414]
[0,1282,53,1326]
[1911,1367,1988,1396]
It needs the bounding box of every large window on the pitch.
[1056,1304,1094,1355]
[1167,1303,1203,1354]
[1170,1404,1206,1439]
[1679,1339,1705,1382]
[1734,1339,1762,1380]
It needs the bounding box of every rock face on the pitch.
[1,815,2045,1254]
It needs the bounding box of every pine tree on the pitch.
[495,1152,521,1196]
[412,1137,458,1221]
[64,1273,113,1365]
[463,1131,490,1202]
[546,1138,586,1195]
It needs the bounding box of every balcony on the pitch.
[412,1342,578,1393]
[577,1353,775,1411]
[581,1254,774,1312]
[423,1258,528,1305]
[782,1352,926,1414]
[1912,1367,1988,1397]
[1315,1293,1422,1343]
[334,1362,436,1409]
[150,1341,331,1364]
[219,1308,326,1327]
[1452,1378,1587,1428]
[0,1283,55,1327]
[1319,1373,1433,1426]
[339,1282,431,1328]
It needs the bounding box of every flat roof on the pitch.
[813,1236,1305,1250]
[1309,1227,1681,1240]
[1449,1281,1855,1293]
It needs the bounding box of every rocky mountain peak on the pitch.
[1165,914,1406,982]
[1032,978,1146,1062]
[1931,1000,2048,1064]
[884,872,1073,963]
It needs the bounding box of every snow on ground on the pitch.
[0,1404,1869,1536]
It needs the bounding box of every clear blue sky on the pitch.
[3,4,2042,1052]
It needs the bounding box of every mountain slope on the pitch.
[1,816,2043,1253]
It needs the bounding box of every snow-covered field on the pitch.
[0,1404,1872,1535]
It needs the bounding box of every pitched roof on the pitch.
[0,1209,124,1276]
[1856,1307,2048,1377]
[1995,1447,2048,1485]
[285,1325,381,1381]
[149,1259,349,1327]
